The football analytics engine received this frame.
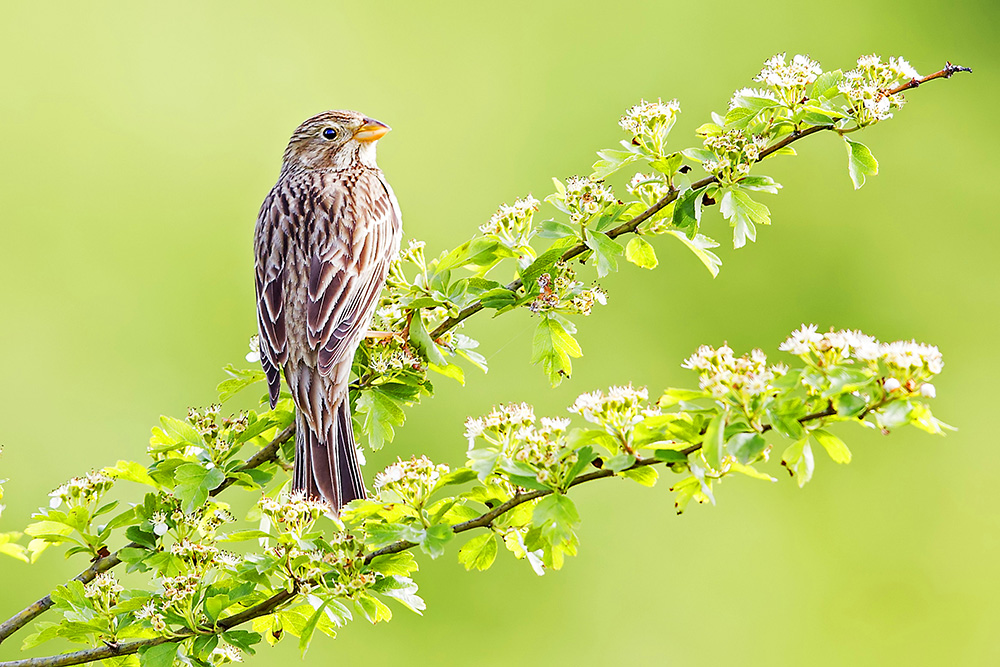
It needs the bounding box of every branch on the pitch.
[0,591,297,667]
[431,62,969,339]
[0,395,899,667]
[0,426,295,644]
[1,60,968,657]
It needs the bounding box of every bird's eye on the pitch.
[322,128,338,140]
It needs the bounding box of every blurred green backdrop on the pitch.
[1,1,997,664]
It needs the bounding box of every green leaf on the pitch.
[583,229,624,278]
[409,309,447,366]
[591,148,640,180]
[530,314,583,386]
[536,218,577,239]
[532,494,579,547]
[173,463,225,513]
[701,413,725,469]
[299,600,327,656]
[457,533,498,571]
[834,392,868,418]
[605,453,636,473]
[671,186,705,238]
[368,552,419,577]
[103,460,157,488]
[781,440,815,487]
[625,237,658,269]
[217,365,266,403]
[139,642,179,667]
[812,429,852,464]
[371,575,426,614]
[811,70,843,100]
[720,188,771,249]
[419,523,454,559]
[845,138,878,190]
[665,231,721,277]
[159,416,204,447]
[727,432,767,465]
[354,388,407,450]
[519,247,565,287]
[621,466,658,487]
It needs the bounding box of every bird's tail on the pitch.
[292,391,366,513]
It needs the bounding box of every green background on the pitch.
[1,1,997,664]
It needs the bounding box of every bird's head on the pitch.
[281,110,390,171]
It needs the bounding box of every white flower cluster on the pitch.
[170,537,219,567]
[136,600,167,632]
[755,53,823,90]
[464,402,536,448]
[838,55,917,125]
[213,643,244,664]
[49,471,114,510]
[778,324,881,360]
[479,195,539,249]
[83,572,124,610]
[528,264,606,316]
[512,417,576,486]
[563,176,617,223]
[569,285,607,317]
[702,129,769,182]
[160,572,202,610]
[682,345,787,399]
[246,335,261,363]
[627,172,671,205]
[373,455,450,506]
[259,491,328,535]
[619,98,681,155]
[569,384,658,434]
[779,325,943,397]
[465,402,579,486]
[397,239,426,265]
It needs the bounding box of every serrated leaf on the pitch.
[671,186,705,238]
[530,314,582,387]
[409,309,447,366]
[727,432,767,465]
[812,429,852,464]
[584,229,624,278]
[621,466,658,487]
[625,237,658,269]
[781,440,815,487]
[701,413,725,469]
[139,642,179,667]
[591,148,639,180]
[457,533,498,571]
[665,231,721,277]
[845,138,878,190]
[720,188,771,249]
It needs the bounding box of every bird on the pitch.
[254,110,402,512]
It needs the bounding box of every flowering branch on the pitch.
[431,61,968,339]
[0,53,967,667]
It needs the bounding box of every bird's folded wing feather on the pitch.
[254,189,290,407]
[307,172,401,376]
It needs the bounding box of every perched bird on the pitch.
[254,110,402,512]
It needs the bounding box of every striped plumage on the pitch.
[254,110,402,512]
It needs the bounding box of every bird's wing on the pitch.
[254,187,290,408]
[308,171,401,376]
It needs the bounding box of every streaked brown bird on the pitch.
[254,110,402,512]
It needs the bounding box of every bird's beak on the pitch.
[353,118,391,143]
